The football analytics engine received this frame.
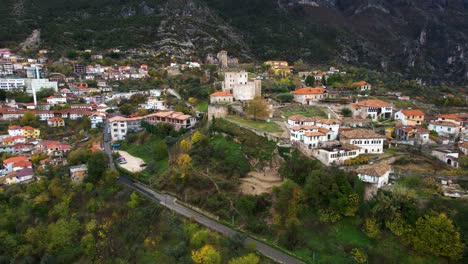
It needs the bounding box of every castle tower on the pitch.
[217,50,228,68]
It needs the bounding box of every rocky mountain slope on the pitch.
[1,0,467,84]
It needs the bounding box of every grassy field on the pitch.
[227,115,283,134]
[195,101,209,112]
[278,105,328,119]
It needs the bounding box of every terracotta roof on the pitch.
[292,87,326,95]
[318,127,331,134]
[288,114,319,122]
[48,117,63,122]
[342,143,361,151]
[13,160,32,168]
[3,156,28,165]
[354,81,370,86]
[439,114,462,121]
[304,131,325,137]
[22,126,35,131]
[8,125,21,130]
[17,167,34,177]
[430,121,459,127]
[318,119,339,125]
[401,109,424,116]
[459,142,468,149]
[290,125,319,131]
[355,99,393,107]
[340,129,386,139]
[355,164,391,177]
[210,91,233,97]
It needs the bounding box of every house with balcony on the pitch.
[394,109,425,126]
[291,87,327,105]
[351,99,393,121]
[340,128,386,154]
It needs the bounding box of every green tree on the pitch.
[19,111,40,127]
[341,107,352,117]
[86,151,109,183]
[305,75,314,86]
[46,218,81,253]
[351,248,367,264]
[127,192,139,208]
[191,131,204,144]
[191,244,221,264]
[276,93,293,102]
[228,253,260,264]
[411,213,465,260]
[176,154,192,178]
[153,141,168,161]
[190,230,219,249]
[245,97,270,121]
[118,103,134,116]
[180,139,192,153]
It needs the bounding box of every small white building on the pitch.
[356,164,391,188]
[340,129,386,154]
[90,113,106,129]
[287,115,319,127]
[311,144,360,166]
[140,97,167,110]
[354,81,372,91]
[428,114,464,137]
[46,96,67,105]
[210,91,234,104]
[431,149,459,168]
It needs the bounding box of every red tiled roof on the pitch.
[210,91,233,97]
[3,156,28,165]
[340,129,386,139]
[354,81,370,86]
[355,99,393,107]
[292,87,326,95]
[401,109,424,116]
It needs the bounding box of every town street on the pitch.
[103,122,305,264]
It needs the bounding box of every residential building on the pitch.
[351,99,393,121]
[0,78,26,90]
[0,61,14,75]
[27,79,58,94]
[311,144,360,166]
[8,126,40,139]
[3,156,31,173]
[394,125,430,144]
[222,71,261,101]
[291,87,327,105]
[4,167,34,185]
[109,111,197,141]
[354,81,372,91]
[139,98,167,110]
[38,141,72,157]
[264,61,292,76]
[340,129,386,154]
[287,115,319,127]
[90,112,106,129]
[432,149,459,168]
[356,164,391,189]
[459,142,468,155]
[46,96,67,105]
[47,117,65,127]
[210,91,234,104]
[394,109,425,126]
[69,164,88,182]
[428,114,464,137]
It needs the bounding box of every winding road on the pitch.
[103,121,306,264]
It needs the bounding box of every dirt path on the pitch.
[240,151,284,195]
[117,150,145,173]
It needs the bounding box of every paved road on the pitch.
[103,122,305,264]
[118,176,305,264]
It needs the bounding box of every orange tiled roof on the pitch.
[355,164,391,177]
[354,81,370,86]
[439,114,462,121]
[290,125,319,131]
[340,129,386,139]
[3,156,28,165]
[401,109,424,116]
[304,131,325,137]
[355,99,392,107]
[292,87,326,95]
[210,91,233,97]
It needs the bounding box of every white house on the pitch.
[290,125,320,142]
[428,114,464,137]
[210,91,234,104]
[291,87,327,105]
[303,128,333,148]
[356,164,391,188]
[316,119,340,140]
[311,144,360,166]
[46,96,67,105]
[90,113,106,129]
[354,81,372,91]
[340,129,386,154]
[351,99,393,121]
[7,125,23,136]
[140,97,167,110]
[287,115,319,127]
[431,149,459,168]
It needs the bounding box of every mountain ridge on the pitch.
[1,0,467,84]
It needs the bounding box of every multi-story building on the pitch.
[351,99,393,121]
[264,61,292,76]
[287,115,319,127]
[46,96,67,105]
[353,81,372,91]
[109,111,197,141]
[394,109,425,126]
[8,126,40,139]
[428,114,464,137]
[340,129,386,154]
[0,61,14,75]
[47,117,65,127]
[0,79,26,90]
[222,71,261,101]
